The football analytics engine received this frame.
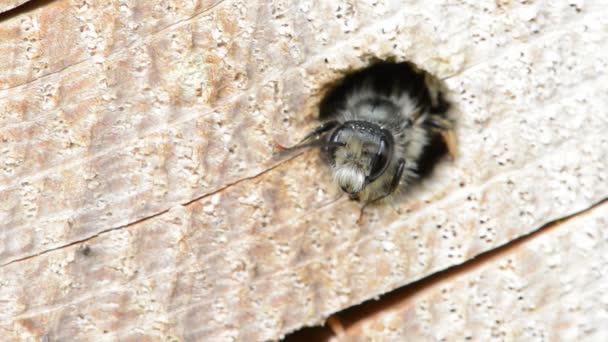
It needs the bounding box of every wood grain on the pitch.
[333,201,608,341]
[0,0,606,340]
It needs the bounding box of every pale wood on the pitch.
[0,0,606,341]
[334,201,608,341]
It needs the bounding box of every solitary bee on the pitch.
[279,62,456,207]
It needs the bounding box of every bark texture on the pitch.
[0,0,606,341]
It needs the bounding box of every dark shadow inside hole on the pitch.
[319,62,438,121]
[317,61,452,190]
[415,130,449,179]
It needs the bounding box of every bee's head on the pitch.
[325,121,394,196]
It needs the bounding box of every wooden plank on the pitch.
[0,0,606,340]
[332,201,608,341]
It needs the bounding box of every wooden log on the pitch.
[0,0,606,340]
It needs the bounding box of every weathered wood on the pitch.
[0,0,606,340]
[334,201,608,341]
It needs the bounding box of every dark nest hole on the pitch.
[318,61,451,186]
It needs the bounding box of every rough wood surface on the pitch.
[0,0,606,341]
[333,201,608,341]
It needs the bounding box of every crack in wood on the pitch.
[281,197,608,341]
[0,0,55,19]
[0,152,302,268]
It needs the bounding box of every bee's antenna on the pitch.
[273,121,342,159]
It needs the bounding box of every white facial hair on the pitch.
[334,165,365,194]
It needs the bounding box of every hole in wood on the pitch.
[286,61,454,206]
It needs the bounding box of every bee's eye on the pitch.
[367,137,391,182]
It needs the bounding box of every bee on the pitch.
[279,62,456,207]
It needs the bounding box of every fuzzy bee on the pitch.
[279,62,456,206]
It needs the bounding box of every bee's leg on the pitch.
[426,115,457,160]
[358,158,405,224]
[441,129,457,160]
[385,158,406,199]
